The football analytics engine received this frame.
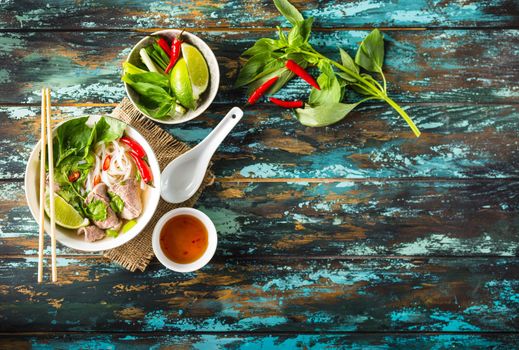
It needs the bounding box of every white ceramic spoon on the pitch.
[160,107,244,203]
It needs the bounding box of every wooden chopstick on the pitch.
[37,89,46,283]
[45,88,57,282]
[38,88,58,283]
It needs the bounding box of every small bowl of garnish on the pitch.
[152,207,217,272]
[123,29,220,124]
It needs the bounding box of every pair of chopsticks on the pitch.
[38,88,57,283]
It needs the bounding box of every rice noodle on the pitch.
[85,139,138,192]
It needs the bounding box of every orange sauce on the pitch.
[159,214,208,264]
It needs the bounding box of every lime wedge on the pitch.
[181,43,209,100]
[170,57,196,110]
[45,194,89,229]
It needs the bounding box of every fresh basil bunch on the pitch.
[235,0,420,137]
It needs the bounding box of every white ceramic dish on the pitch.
[152,208,217,273]
[124,29,220,124]
[24,115,161,252]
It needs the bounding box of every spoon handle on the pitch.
[197,107,244,159]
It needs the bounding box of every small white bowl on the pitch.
[24,115,161,252]
[152,207,217,273]
[124,29,220,124]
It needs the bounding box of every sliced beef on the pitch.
[85,183,121,230]
[78,225,106,242]
[109,179,142,220]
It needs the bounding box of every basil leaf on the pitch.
[86,199,107,222]
[288,18,313,47]
[136,99,175,119]
[54,117,91,166]
[277,26,288,46]
[355,29,385,73]
[308,73,341,106]
[108,191,125,214]
[94,116,126,144]
[339,48,359,75]
[241,38,282,57]
[296,102,360,127]
[124,72,169,89]
[235,52,277,88]
[273,0,304,25]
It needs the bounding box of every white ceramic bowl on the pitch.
[124,29,220,124]
[152,208,217,273]
[24,115,161,252]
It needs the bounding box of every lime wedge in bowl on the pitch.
[45,194,89,229]
[170,57,196,110]
[181,43,209,100]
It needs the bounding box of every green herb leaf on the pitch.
[124,72,170,89]
[242,38,282,57]
[94,116,126,144]
[288,18,313,47]
[339,48,359,76]
[235,52,278,88]
[86,199,108,222]
[308,76,341,106]
[107,191,125,214]
[295,102,360,127]
[54,117,91,166]
[123,62,147,75]
[355,29,385,73]
[273,0,304,25]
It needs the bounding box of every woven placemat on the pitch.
[103,98,214,272]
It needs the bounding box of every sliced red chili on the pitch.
[68,171,80,183]
[120,136,146,158]
[130,152,153,184]
[247,76,279,105]
[102,155,111,171]
[285,60,320,90]
[157,37,172,56]
[269,97,304,109]
[93,174,101,187]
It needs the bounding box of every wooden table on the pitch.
[1,1,518,348]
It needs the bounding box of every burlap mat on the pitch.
[103,98,215,272]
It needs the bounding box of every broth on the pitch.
[159,214,208,264]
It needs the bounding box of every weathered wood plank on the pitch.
[1,0,517,29]
[2,180,518,257]
[1,103,518,180]
[0,30,517,104]
[0,257,517,332]
[1,333,518,349]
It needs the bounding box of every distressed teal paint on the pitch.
[0,30,518,104]
[0,0,516,29]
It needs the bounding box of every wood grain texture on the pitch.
[1,0,518,29]
[2,180,518,257]
[1,103,518,180]
[0,30,517,104]
[1,333,518,349]
[0,257,518,332]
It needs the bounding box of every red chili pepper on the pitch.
[68,171,80,183]
[269,97,304,109]
[93,174,101,187]
[102,155,111,171]
[130,152,153,184]
[247,76,279,105]
[157,37,172,56]
[165,34,183,74]
[120,136,146,158]
[285,60,320,90]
